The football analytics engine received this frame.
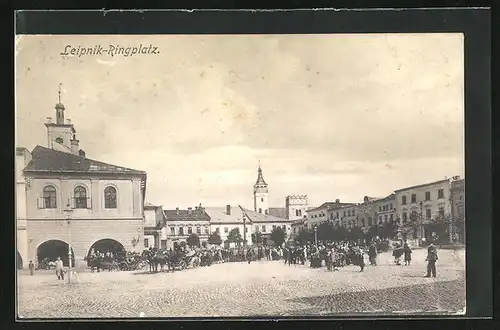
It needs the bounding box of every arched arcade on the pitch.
[36,240,75,268]
[87,238,125,257]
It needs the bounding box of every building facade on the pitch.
[164,205,211,249]
[285,195,308,221]
[16,147,32,269]
[18,101,147,269]
[143,203,166,249]
[394,179,453,241]
[205,205,252,247]
[243,208,293,244]
[308,200,354,229]
[372,194,396,226]
[450,177,465,243]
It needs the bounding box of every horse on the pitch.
[154,249,170,272]
[142,249,158,273]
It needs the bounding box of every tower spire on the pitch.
[58,83,62,103]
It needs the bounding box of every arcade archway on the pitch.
[88,239,125,257]
[16,250,23,269]
[37,240,75,268]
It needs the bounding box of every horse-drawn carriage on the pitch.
[117,253,145,271]
[84,254,120,272]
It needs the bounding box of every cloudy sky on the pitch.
[15,34,464,209]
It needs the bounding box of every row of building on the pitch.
[15,99,309,269]
[291,176,465,243]
[15,97,465,269]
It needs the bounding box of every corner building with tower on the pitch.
[16,96,147,269]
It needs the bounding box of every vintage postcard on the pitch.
[15,32,466,318]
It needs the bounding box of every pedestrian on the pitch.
[246,248,252,264]
[28,260,34,276]
[368,242,377,266]
[403,242,412,266]
[425,243,438,277]
[55,257,64,280]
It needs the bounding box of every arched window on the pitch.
[43,185,57,208]
[104,186,117,209]
[74,186,87,209]
[55,137,64,144]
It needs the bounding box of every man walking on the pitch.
[403,242,412,266]
[28,260,35,276]
[425,243,438,277]
[246,247,253,264]
[55,257,64,280]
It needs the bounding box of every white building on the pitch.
[17,100,147,269]
[308,200,355,229]
[205,205,251,247]
[164,205,211,249]
[394,178,453,241]
[143,203,166,249]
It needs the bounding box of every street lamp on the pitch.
[313,225,318,246]
[242,215,247,247]
[62,204,74,284]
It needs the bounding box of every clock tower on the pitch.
[253,162,269,215]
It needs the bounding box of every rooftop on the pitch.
[204,206,246,224]
[394,179,451,193]
[268,207,286,219]
[308,201,356,212]
[23,145,146,175]
[164,208,210,222]
[241,207,292,223]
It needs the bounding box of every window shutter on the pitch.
[37,197,43,209]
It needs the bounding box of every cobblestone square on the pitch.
[17,249,466,318]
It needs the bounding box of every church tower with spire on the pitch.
[253,162,269,215]
[44,84,81,155]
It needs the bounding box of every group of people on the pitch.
[255,238,439,277]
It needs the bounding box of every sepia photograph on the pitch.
[15,32,466,318]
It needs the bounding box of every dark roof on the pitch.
[241,207,292,224]
[268,207,286,219]
[394,179,451,192]
[164,208,210,222]
[23,145,146,175]
[254,166,267,186]
[308,201,355,212]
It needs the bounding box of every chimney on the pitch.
[176,207,179,215]
[66,118,72,125]
[78,149,86,158]
[335,199,340,204]
[46,117,53,124]
[70,134,80,155]
[226,205,231,215]
[188,207,192,215]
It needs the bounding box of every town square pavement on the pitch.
[17,249,465,318]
